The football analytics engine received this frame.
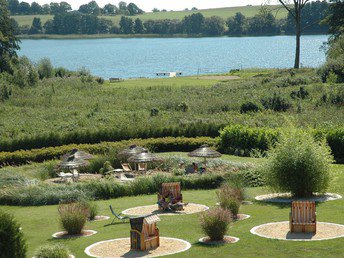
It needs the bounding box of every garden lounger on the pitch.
[121,163,133,172]
[138,163,147,172]
[109,205,131,224]
[57,172,73,182]
[289,201,316,233]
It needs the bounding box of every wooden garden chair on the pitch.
[289,201,316,233]
[121,163,133,172]
[138,163,147,172]
[157,182,183,210]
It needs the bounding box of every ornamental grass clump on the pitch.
[265,129,333,198]
[58,202,88,235]
[200,207,232,241]
[216,183,244,218]
[0,210,27,258]
[34,244,71,258]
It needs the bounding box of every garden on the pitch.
[1,129,343,258]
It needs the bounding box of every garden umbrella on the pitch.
[188,145,222,168]
[59,155,90,170]
[127,152,162,163]
[118,145,148,161]
[61,149,94,161]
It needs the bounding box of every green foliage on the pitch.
[261,93,292,111]
[239,167,266,187]
[34,244,70,258]
[216,183,243,217]
[290,86,309,99]
[200,207,232,241]
[264,129,333,197]
[37,58,54,79]
[12,56,39,87]
[58,202,87,235]
[240,101,259,113]
[99,161,114,175]
[0,209,27,258]
[79,200,99,220]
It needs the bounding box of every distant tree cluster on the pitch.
[6,0,144,16]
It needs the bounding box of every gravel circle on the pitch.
[250,221,344,241]
[198,236,240,245]
[92,215,110,221]
[84,237,191,257]
[234,214,251,221]
[52,230,97,239]
[122,203,209,216]
[255,193,342,203]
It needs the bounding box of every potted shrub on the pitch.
[200,207,232,242]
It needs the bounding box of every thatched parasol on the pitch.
[127,152,162,163]
[61,149,94,160]
[188,145,222,168]
[118,145,148,161]
[59,155,89,170]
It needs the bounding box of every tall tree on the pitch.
[0,0,20,73]
[277,0,310,68]
[325,0,344,40]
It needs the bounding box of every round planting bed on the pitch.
[122,203,209,216]
[250,221,344,241]
[255,193,342,203]
[52,230,97,239]
[198,236,240,245]
[85,237,191,257]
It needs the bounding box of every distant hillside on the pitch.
[12,5,289,27]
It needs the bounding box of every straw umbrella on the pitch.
[59,155,89,170]
[188,145,222,169]
[118,145,148,161]
[61,149,94,161]
[128,152,162,171]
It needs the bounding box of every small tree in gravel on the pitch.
[200,207,232,241]
[264,129,333,197]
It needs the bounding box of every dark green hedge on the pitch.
[0,137,217,167]
[219,125,344,163]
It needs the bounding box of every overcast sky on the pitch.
[25,0,286,12]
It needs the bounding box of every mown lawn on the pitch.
[12,5,289,27]
[1,155,343,258]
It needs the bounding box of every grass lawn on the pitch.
[1,155,343,257]
[12,5,289,27]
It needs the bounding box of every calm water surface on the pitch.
[19,35,327,79]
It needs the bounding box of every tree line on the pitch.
[7,0,143,16]
[19,1,330,36]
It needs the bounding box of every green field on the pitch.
[12,5,289,27]
[1,69,343,148]
[1,154,343,257]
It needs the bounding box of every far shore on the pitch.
[17,32,327,40]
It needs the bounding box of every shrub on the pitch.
[216,184,243,217]
[95,77,104,84]
[99,161,114,175]
[0,210,27,258]
[58,202,88,235]
[290,86,309,99]
[37,58,54,79]
[150,107,159,116]
[240,101,259,113]
[261,93,292,112]
[80,200,99,220]
[200,207,232,241]
[240,167,266,187]
[264,129,333,197]
[34,244,70,258]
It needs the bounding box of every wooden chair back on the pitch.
[138,163,147,171]
[121,163,132,172]
[291,201,316,223]
[161,182,181,199]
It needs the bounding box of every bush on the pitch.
[58,202,88,235]
[240,101,259,113]
[34,244,70,258]
[240,167,266,187]
[290,86,309,99]
[150,107,159,116]
[95,77,104,84]
[37,58,54,79]
[0,210,27,258]
[216,184,243,217]
[80,200,99,220]
[261,93,292,112]
[264,129,333,197]
[200,207,232,241]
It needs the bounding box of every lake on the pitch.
[19,35,328,79]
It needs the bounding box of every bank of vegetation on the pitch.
[9,1,329,37]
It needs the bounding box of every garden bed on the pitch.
[255,193,342,203]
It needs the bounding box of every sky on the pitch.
[25,0,285,12]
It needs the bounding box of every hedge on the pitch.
[0,123,225,152]
[219,125,344,163]
[0,137,217,167]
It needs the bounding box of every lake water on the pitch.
[19,35,328,79]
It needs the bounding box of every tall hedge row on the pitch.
[0,137,217,166]
[219,125,344,163]
[0,123,225,152]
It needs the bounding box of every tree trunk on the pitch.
[294,9,301,69]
